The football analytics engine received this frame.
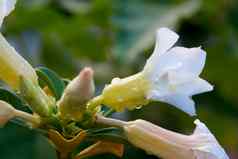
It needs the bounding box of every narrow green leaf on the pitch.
[101,106,115,117]
[87,127,127,144]
[35,67,65,100]
[0,87,29,111]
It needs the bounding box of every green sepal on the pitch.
[87,127,127,144]
[19,76,51,117]
[0,87,29,111]
[35,67,65,100]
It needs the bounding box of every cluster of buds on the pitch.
[0,0,230,159]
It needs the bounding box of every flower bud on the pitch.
[58,67,95,121]
[124,119,229,159]
[0,100,15,127]
[0,34,38,90]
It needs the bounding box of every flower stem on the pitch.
[14,110,41,126]
[95,115,127,128]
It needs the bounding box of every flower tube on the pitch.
[0,100,40,127]
[124,119,229,159]
[0,0,38,90]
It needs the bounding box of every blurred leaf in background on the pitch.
[1,0,238,158]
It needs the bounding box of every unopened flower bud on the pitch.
[58,67,95,121]
[0,34,38,90]
[0,100,15,127]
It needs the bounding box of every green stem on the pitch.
[103,108,115,117]
[95,115,127,128]
[14,110,41,126]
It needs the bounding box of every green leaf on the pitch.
[87,127,127,144]
[35,67,65,100]
[0,87,29,111]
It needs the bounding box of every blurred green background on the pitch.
[0,0,238,158]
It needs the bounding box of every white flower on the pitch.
[143,27,213,116]
[0,33,38,90]
[0,0,16,26]
[100,27,213,115]
[124,119,229,159]
[0,0,38,90]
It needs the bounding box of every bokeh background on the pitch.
[0,0,238,158]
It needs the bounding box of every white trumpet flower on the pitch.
[0,0,38,90]
[0,0,16,26]
[143,28,213,115]
[124,119,229,159]
[100,27,213,115]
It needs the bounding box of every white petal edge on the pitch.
[154,27,179,55]
[163,46,207,76]
[144,46,206,82]
[168,75,214,96]
[193,120,230,159]
[144,28,179,74]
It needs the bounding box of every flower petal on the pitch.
[0,0,16,26]
[154,27,179,55]
[168,72,213,96]
[167,46,206,75]
[144,46,206,82]
[144,28,179,76]
[148,91,196,116]
[0,34,38,90]
[192,120,230,159]
[193,119,212,134]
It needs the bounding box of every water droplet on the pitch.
[111,77,121,84]
[117,97,123,102]
[132,87,138,92]
[135,105,142,109]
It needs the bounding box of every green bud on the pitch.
[19,76,53,117]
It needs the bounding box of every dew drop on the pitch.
[111,77,121,84]
[135,105,142,109]
[117,97,123,102]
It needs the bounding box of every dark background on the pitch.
[0,0,237,158]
